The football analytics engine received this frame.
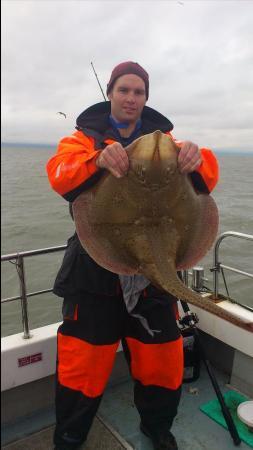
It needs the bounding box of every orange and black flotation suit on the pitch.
[49,102,219,447]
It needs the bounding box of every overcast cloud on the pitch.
[2,0,253,151]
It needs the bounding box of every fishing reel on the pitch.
[179,310,199,328]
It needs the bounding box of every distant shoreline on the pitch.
[1,142,55,149]
[1,142,253,155]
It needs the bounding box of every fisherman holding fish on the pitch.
[47,61,218,450]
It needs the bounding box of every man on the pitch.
[47,61,218,450]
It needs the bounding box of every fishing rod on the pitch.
[91,61,106,101]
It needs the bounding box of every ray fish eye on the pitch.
[136,164,146,182]
[165,165,175,181]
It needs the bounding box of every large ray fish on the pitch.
[73,131,253,332]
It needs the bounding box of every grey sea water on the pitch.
[1,143,253,337]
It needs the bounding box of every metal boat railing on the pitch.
[1,245,66,339]
[1,232,253,339]
[212,231,253,297]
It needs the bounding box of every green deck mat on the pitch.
[200,390,253,448]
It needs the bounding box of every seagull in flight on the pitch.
[57,111,67,118]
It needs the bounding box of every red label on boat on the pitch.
[18,352,42,367]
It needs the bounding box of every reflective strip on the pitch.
[126,336,183,390]
[57,332,119,397]
[55,162,63,179]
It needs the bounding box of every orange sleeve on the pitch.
[195,147,219,193]
[166,132,219,193]
[46,130,101,200]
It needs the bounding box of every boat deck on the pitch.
[2,365,251,450]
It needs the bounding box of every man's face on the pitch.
[108,74,147,124]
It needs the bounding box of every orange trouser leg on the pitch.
[54,292,124,448]
[123,290,184,431]
[57,332,119,398]
[125,336,184,390]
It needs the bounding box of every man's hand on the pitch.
[96,142,129,178]
[178,141,202,174]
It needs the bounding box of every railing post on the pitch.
[16,255,30,339]
[182,270,189,287]
[192,267,205,292]
[213,245,220,299]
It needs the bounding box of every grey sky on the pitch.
[2,0,253,151]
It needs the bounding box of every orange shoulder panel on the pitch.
[46,131,101,196]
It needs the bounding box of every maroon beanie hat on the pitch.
[106,61,149,99]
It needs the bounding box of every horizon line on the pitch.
[1,141,253,154]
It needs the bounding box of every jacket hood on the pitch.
[76,101,173,135]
